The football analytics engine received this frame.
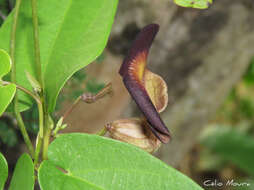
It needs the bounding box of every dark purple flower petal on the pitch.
[119,24,171,143]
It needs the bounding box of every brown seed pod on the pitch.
[106,118,161,153]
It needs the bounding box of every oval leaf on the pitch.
[0,0,118,112]
[144,70,168,113]
[0,49,11,79]
[0,84,16,116]
[0,49,16,116]
[8,153,34,190]
[0,152,8,190]
[38,133,202,190]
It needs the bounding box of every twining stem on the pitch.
[34,101,44,165]
[62,83,113,121]
[81,82,113,104]
[34,134,42,166]
[31,0,42,86]
[2,81,41,104]
[42,114,52,160]
[10,0,34,157]
[42,127,51,160]
[31,0,45,163]
[62,96,81,121]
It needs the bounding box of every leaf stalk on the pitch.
[10,0,35,157]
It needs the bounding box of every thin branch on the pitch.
[62,83,113,121]
[30,0,45,164]
[2,81,41,104]
[42,114,52,160]
[34,100,44,165]
[62,96,81,121]
[81,82,113,103]
[10,0,34,157]
[31,0,43,86]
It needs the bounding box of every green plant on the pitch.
[0,0,211,189]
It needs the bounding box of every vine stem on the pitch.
[2,81,41,104]
[62,83,113,121]
[42,113,52,160]
[2,82,44,165]
[62,96,81,121]
[34,101,44,165]
[31,0,42,86]
[31,0,45,163]
[10,0,34,157]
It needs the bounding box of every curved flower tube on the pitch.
[119,24,171,143]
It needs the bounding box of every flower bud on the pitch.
[106,118,161,153]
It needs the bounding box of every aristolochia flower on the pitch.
[107,24,170,152]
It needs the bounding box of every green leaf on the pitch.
[39,161,103,190]
[243,59,254,85]
[8,153,34,190]
[0,84,16,116]
[0,49,16,116]
[38,133,202,190]
[174,0,212,9]
[0,0,118,112]
[0,49,11,79]
[0,152,8,190]
[200,125,254,176]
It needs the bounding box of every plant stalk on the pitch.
[62,96,82,121]
[31,0,43,86]
[42,114,52,160]
[34,101,44,165]
[34,134,42,166]
[10,0,34,157]
[2,81,41,104]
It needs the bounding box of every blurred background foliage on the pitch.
[187,58,254,189]
[0,0,254,189]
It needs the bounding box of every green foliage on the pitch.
[243,58,254,85]
[86,80,105,94]
[0,49,16,116]
[38,134,203,190]
[232,179,254,190]
[0,49,11,78]
[174,0,212,9]
[22,103,39,134]
[0,120,18,147]
[200,125,254,176]
[0,152,8,190]
[9,153,34,190]
[0,0,118,112]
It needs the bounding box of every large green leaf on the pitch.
[174,0,212,9]
[8,153,34,190]
[0,152,8,190]
[38,133,203,190]
[0,0,118,112]
[0,49,16,116]
[200,125,254,176]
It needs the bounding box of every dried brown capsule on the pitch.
[106,118,161,153]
